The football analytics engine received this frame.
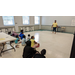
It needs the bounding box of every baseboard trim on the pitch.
[16,29,73,34]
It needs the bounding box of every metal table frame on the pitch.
[0,42,16,56]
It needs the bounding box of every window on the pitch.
[22,16,29,25]
[2,16,15,26]
[35,16,40,25]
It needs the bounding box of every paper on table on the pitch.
[0,38,5,41]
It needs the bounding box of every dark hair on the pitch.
[21,32,23,34]
[16,35,18,38]
[31,36,34,39]
[28,34,30,37]
[21,30,23,33]
[8,32,11,35]
[41,49,46,56]
[55,20,56,21]
[23,35,26,38]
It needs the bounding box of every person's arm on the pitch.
[52,23,53,28]
[51,25,53,28]
[57,25,58,28]
[34,41,37,44]
[56,23,58,28]
[19,33,21,37]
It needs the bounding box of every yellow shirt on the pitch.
[53,23,57,27]
[31,39,35,47]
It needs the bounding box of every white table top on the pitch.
[0,32,16,43]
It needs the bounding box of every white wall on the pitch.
[39,16,42,29]
[42,16,75,26]
[0,16,40,32]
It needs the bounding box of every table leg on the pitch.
[0,42,16,56]
[10,42,16,52]
[0,52,1,56]
[0,43,5,56]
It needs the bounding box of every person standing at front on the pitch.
[52,20,58,34]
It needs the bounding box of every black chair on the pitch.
[70,33,75,58]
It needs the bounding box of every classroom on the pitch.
[0,16,75,58]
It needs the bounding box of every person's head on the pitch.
[16,35,18,38]
[26,41,31,46]
[41,49,46,56]
[20,30,23,33]
[8,32,11,35]
[54,20,57,23]
[28,34,30,37]
[23,35,26,38]
[31,36,35,39]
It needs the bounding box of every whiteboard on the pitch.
[42,16,75,26]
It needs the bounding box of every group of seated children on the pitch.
[14,30,26,48]
[8,30,46,58]
[14,30,40,48]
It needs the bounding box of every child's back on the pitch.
[15,38,19,44]
[27,34,30,41]
[22,35,26,46]
[15,35,19,44]
[19,30,24,40]
[27,36,30,41]
[19,33,24,40]
[31,36,35,47]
